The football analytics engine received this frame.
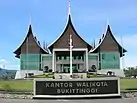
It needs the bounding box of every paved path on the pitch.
[0,98,137,103]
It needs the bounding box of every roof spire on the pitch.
[29,11,32,25]
[27,11,33,35]
[104,18,110,34]
[107,18,109,26]
[68,0,71,15]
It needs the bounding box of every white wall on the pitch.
[15,70,43,79]
[97,69,125,77]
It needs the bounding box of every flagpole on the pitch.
[121,36,124,69]
[26,12,31,78]
[26,37,28,78]
[69,34,73,78]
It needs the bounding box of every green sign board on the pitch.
[33,78,120,99]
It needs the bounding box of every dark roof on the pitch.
[48,15,93,52]
[13,25,48,58]
[91,25,127,57]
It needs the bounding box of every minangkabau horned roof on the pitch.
[90,25,127,57]
[13,25,48,58]
[48,14,93,52]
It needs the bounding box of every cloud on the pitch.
[0,59,8,68]
[0,58,19,70]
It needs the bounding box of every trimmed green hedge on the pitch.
[30,73,54,78]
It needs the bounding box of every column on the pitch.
[40,55,43,71]
[52,50,55,73]
[54,53,56,72]
[62,64,63,73]
[84,52,86,72]
[86,49,88,72]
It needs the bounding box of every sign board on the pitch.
[33,77,120,99]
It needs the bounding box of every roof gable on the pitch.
[91,25,127,57]
[13,25,48,58]
[48,15,93,52]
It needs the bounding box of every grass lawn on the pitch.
[120,78,137,90]
[0,80,33,92]
[0,78,137,92]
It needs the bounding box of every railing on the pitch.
[56,60,84,64]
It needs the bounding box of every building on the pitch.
[14,5,126,79]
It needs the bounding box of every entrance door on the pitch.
[63,64,77,73]
[63,64,69,73]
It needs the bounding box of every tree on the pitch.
[124,67,137,78]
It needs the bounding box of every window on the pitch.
[102,54,105,59]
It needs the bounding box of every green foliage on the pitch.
[87,73,108,78]
[124,67,137,78]
[0,74,15,80]
[30,73,54,78]
[0,69,16,80]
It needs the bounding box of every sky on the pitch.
[0,0,137,70]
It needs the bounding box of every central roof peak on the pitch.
[48,1,93,52]
[68,0,71,15]
[67,0,72,25]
